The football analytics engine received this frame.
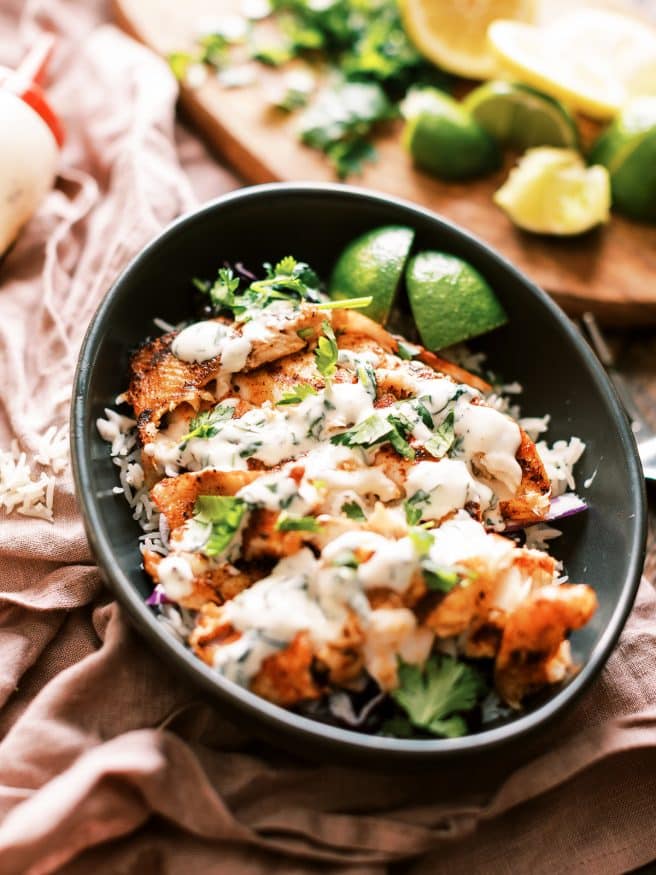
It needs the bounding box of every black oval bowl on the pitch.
[71,183,646,765]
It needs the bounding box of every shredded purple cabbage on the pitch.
[504,493,588,533]
[145,584,170,606]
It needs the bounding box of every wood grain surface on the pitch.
[113,0,656,324]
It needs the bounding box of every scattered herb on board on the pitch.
[168,0,450,177]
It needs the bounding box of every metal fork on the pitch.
[578,312,656,482]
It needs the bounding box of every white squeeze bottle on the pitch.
[0,36,63,256]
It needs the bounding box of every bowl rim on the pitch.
[71,181,647,759]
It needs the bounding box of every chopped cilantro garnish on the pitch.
[356,361,377,400]
[408,525,433,558]
[252,41,294,66]
[180,403,234,444]
[196,267,240,311]
[297,326,315,340]
[315,320,338,381]
[275,511,322,532]
[396,340,417,361]
[424,409,456,459]
[193,495,248,557]
[193,256,321,319]
[341,500,366,521]
[254,256,320,296]
[421,563,461,593]
[331,405,415,460]
[391,655,485,738]
[276,383,318,405]
[404,489,430,526]
[331,411,392,449]
[331,549,360,568]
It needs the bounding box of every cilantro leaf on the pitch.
[315,320,338,380]
[331,412,392,449]
[356,361,377,400]
[391,655,485,738]
[331,407,416,460]
[276,383,318,405]
[341,500,366,521]
[404,489,430,526]
[249,256,320,302]
[299,81,394,178]
[424,409,456,459]
[396,340,419,361]
[180,403,234,444]
[421,563,461,593]
[275,511,322,532]
[193,495,248,557]
[331,549,360,568]
[207,267,240,310]
[408,526,433,558]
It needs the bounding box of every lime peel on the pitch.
[406,251,507,351]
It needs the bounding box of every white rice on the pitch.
[96,408,163,545]
[0,425,69,523]
[536,437,586,498]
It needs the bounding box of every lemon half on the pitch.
[399,0,535,80]
[488,10,656,120]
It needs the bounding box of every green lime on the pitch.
[463,80,579,150]
[402,88,501,181]
[406,251,507,350]
[329,225,415,324]
[494,147,610,235]
[588,97,656,223]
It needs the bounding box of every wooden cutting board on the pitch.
[113,0,656,324]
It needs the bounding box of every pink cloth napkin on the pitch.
[1,2,655,874]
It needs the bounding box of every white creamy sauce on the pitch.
[426,511,515,568]
[363,608,434,691]
[453,401,522,495]
[171,319,254,372]
[158,555,195,600]
[214,548,356,683]
[209,510,544,687]
[171,321,231,363]
[405,459,493,522]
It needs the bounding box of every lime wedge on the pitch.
[329,226,415,324]
[494,148,610,235]
[463,81,578,150]
[403,88,500,180]
[399,0,535,80]
[406,252,507,350]
[588,97,656,223]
